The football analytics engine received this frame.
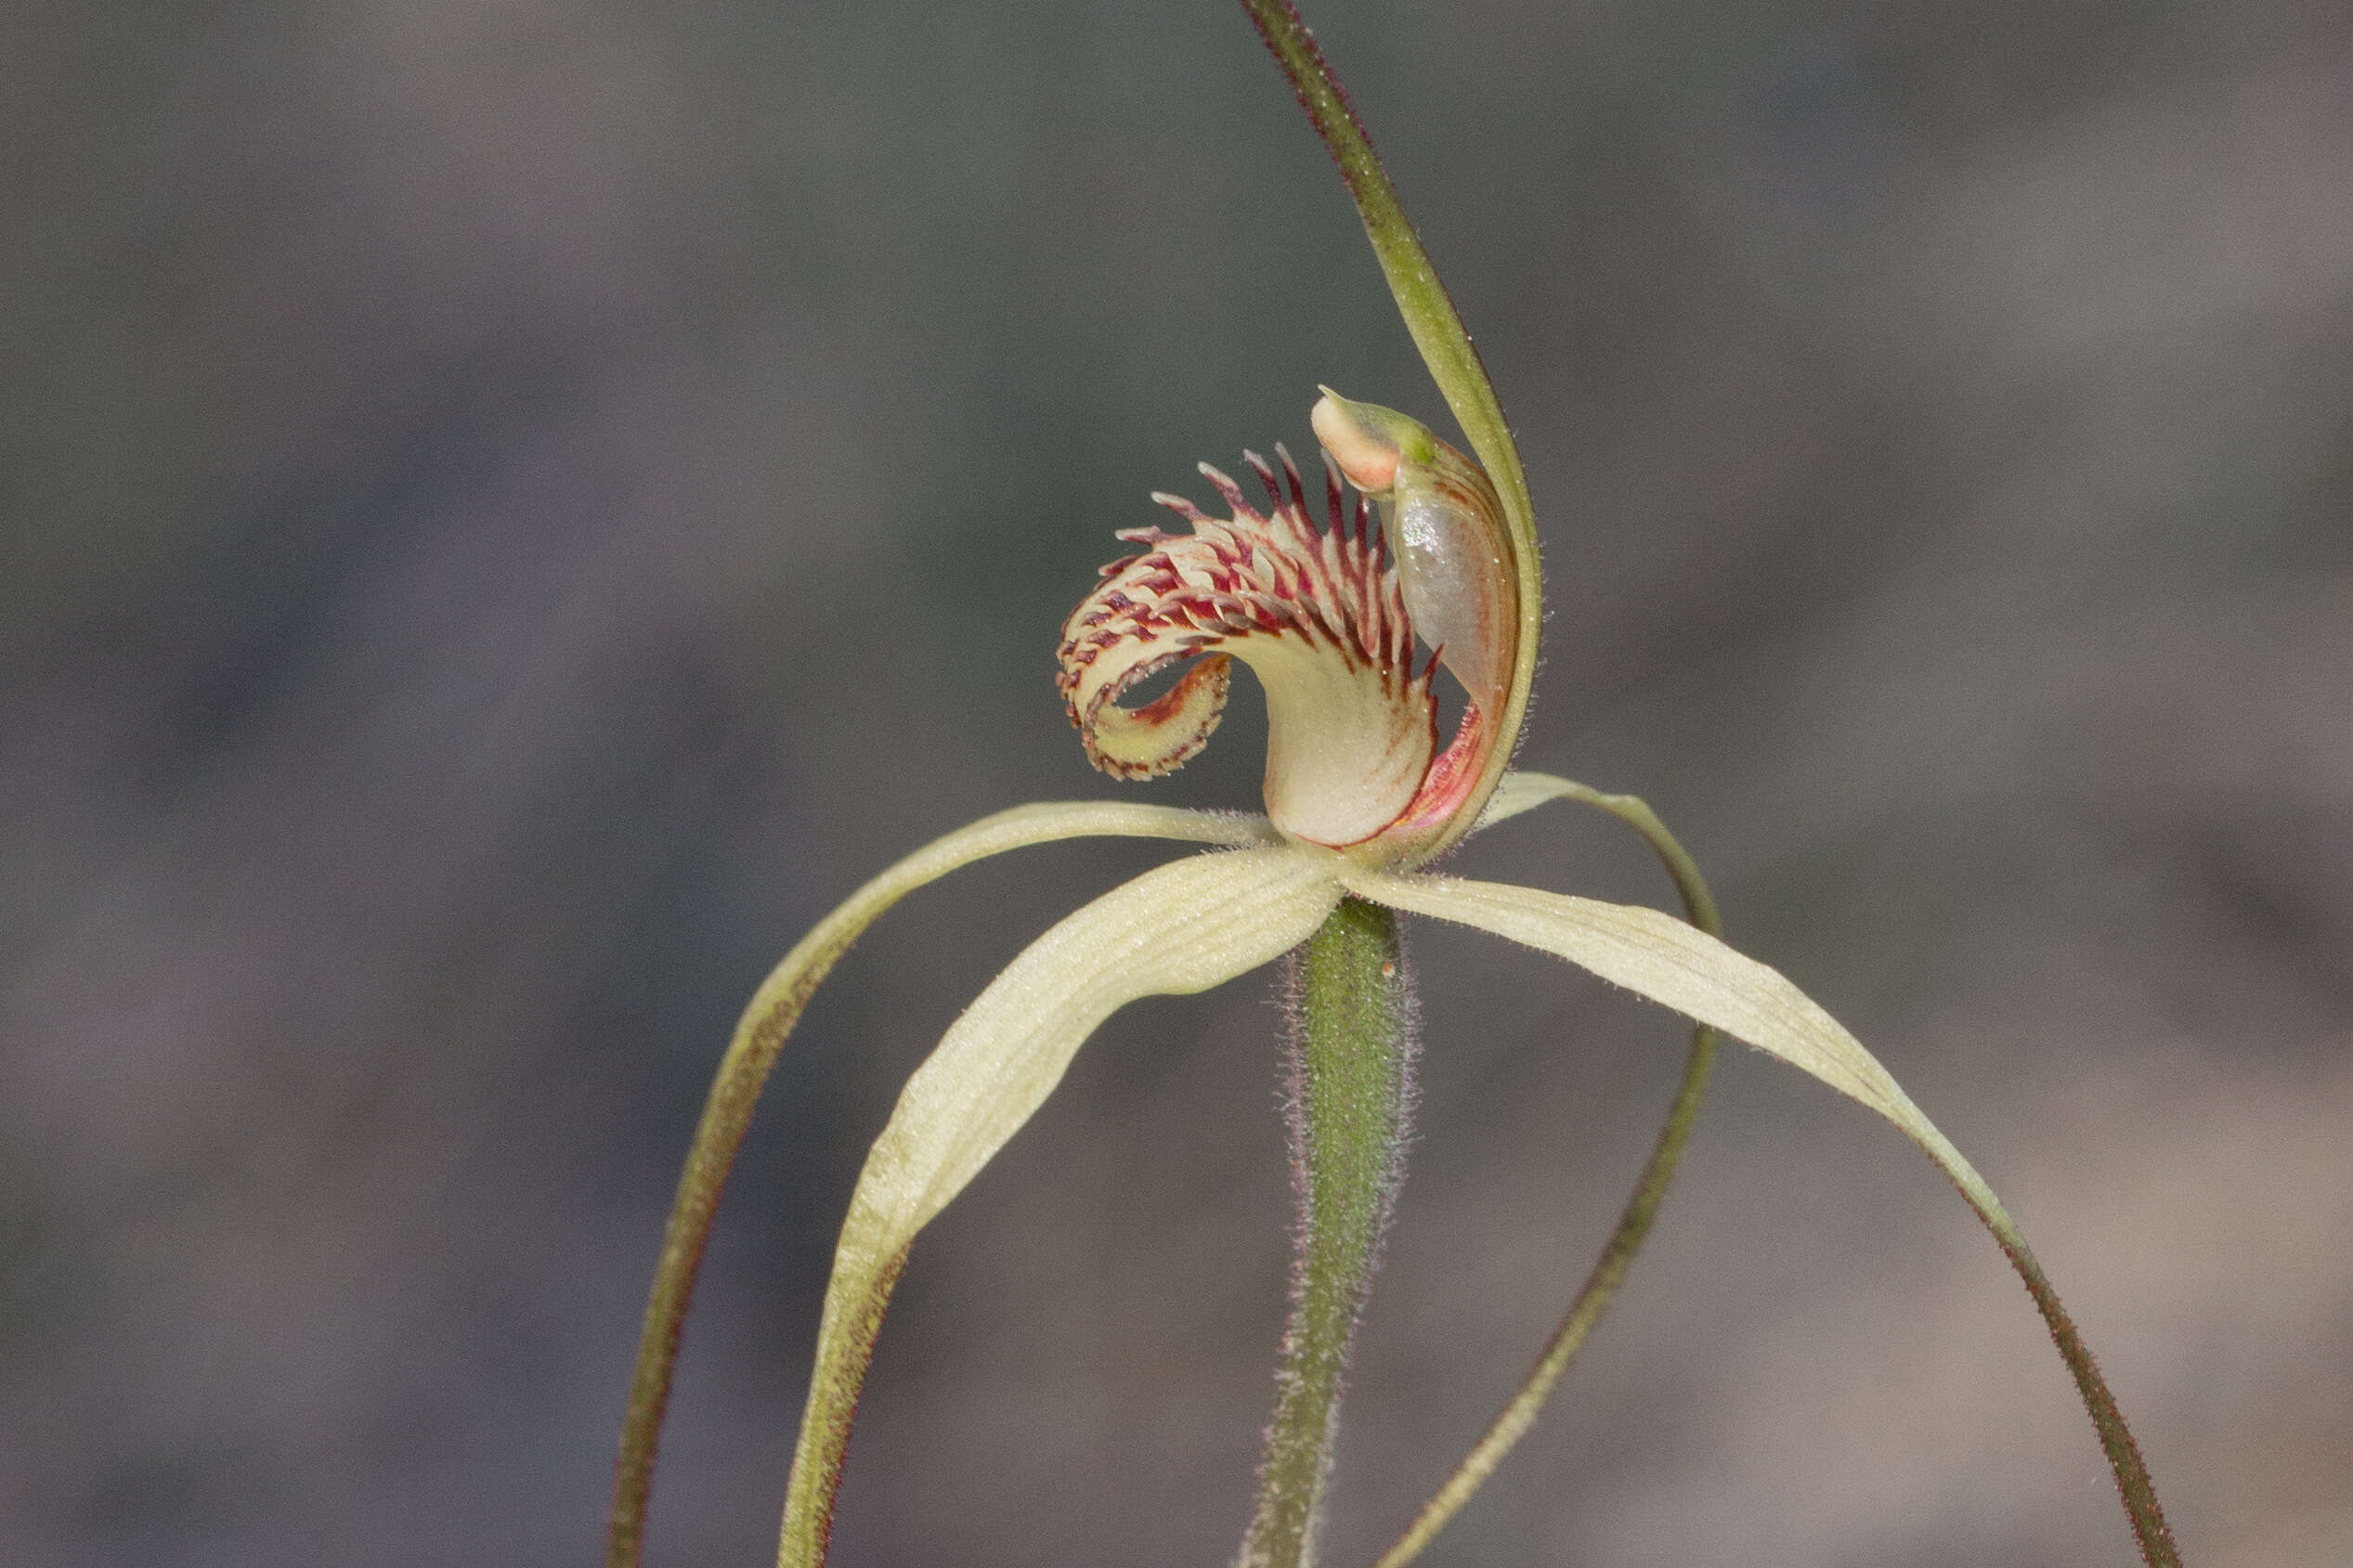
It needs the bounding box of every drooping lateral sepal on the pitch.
[1337,864,2182,1568]
[776,846,1343,1566]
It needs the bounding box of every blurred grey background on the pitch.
[5,0,2349,1563]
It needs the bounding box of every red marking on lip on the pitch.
[1061,438,1449,801]
[1395,702,1488,833]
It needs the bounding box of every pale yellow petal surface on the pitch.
[853,845,1342,1251]
[1340,867,2181,1565]
[1341,868,1996,1210]
[780,845,1343,1567]
[1469,769,1583,833]
[1248,629,1435,849]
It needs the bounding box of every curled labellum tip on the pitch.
[1058,395,1517,862]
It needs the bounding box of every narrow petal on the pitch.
[780,846,1343,1565]
[1469,769,1583,833]
[1371,779,1722,1568]
[1341,868,2184,1566]
[1341,868,1985,1195]
[612,800,1277,1568]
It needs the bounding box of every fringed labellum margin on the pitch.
[1057,393,1518,864]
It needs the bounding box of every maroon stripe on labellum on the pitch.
[1060,435,1437,796]
[1198,463,1259,522]
[1276,444,1310,521]
[1242,449,1288,518]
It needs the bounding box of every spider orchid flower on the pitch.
[610,7,2176,1562]
[600,395,2145,1568]
[1058,389,1511,862]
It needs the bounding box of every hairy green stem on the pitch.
[1373,784,1719,1568]
[1241,896,1416,1568]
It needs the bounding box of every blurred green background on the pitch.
[5,0,2350,1563]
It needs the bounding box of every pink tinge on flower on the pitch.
[1311,395,1399,493]
[1391,702,1489,834]
[1058,441,1493,851]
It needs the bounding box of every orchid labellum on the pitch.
[1059,392,1509,861]
[605,4,2178,1566]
